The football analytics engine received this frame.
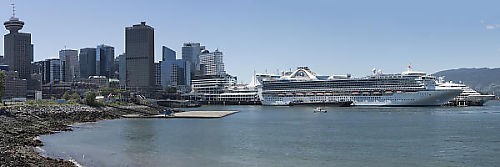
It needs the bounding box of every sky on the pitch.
[1,0,500,83]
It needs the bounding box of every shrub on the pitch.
[62,91,71,100]
[70,92,81,102]
[84,91,101,106]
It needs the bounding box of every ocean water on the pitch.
[39,101,500,167]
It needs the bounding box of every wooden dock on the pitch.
[122,110,239,119]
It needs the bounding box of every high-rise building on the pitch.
[31,61,43,74]
[79,48,97,79]
[162,46,176,62]
[59,49,79,82]
[96,44,114,78]
[125,22,154,92]
[199,49,225,76]
[161,46,191,91]
[41,58,61,84]
[0,55,4,64]
[30,61,44,91]
[2,71,27,99]
[160,46,190,91]
[182,43,204,77]
[4,12,33,80]
[111,56,120,79]
[154,62,161,88]
[118,53,126,88]
[161,59,191,91]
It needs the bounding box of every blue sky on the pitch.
[1,0,500,83]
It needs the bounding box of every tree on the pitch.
[165,86,177,94]
[0,71,4,103]
[84,91,99,106]
[70,92,81,102]
[99,87,119,97]
[62,91,71,100]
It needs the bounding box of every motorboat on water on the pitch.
[313,107,327,113]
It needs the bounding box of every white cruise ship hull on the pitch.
[260,89,462,106]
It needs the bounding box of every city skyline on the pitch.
[1,0,500,83]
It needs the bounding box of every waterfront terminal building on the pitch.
[185,75,260,105]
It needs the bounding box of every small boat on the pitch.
[313,107,327,113]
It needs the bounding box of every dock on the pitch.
[121,110,239,119]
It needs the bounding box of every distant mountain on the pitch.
[434,68,500,96]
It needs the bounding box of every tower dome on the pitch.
[4,17,24,33]
[4,3,24,33]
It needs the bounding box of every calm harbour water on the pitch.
[39,101,500,167]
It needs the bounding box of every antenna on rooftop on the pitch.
[10,2,16,18]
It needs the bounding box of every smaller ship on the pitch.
[314,107,327,113]
[436,78,496,106]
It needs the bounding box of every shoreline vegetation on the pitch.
[0,104,159,166]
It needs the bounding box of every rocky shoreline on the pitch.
[0,104,158,167]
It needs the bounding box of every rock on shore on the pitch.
[0,104,156,167]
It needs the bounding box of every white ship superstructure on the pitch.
[436,80,495,106]
[257,67,462,106]
[187,75,261,105]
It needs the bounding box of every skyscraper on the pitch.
[96,44,114,78]
[2,71,27,99]
[162,46,176,62]
[118,53,126,88]
[31,61,43,75]
[161,59,191,91]
[41,58,61,84]
[199,49,225,76]
[182,43,204,77]
[0,55,4,64]
[161,46,191,92]
[79,48,97,79]
[125,22,154,92]
[31,61,43,90]
[111,56,120,79]
[4,11,33,80]
[154,62,161,87]
[59,49,79,82]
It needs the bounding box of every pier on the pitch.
[122,110,239,119]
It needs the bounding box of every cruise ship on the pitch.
[436,79,495,106]
[257,67,462,106]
